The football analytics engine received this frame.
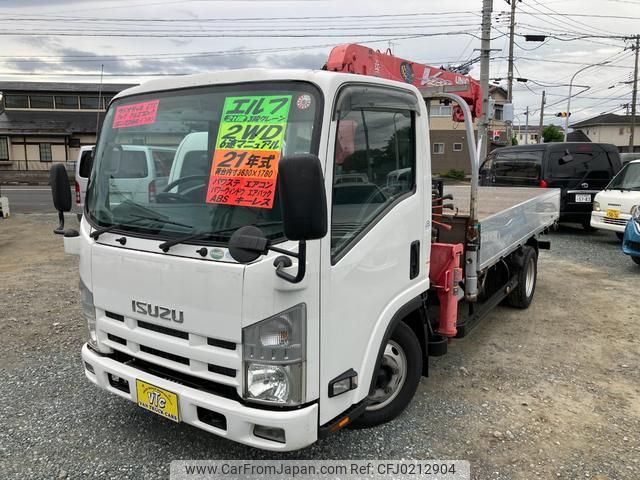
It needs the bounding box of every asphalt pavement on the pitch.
[0,185,73,214]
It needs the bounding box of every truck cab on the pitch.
[55,69,431,450]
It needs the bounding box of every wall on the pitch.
[578,124,638,151]
[1,134,97,171]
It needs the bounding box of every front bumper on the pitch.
[622,220,640,257]
[590,211,630,233]
[82,344,318,451]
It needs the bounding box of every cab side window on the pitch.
[331,87,417,261]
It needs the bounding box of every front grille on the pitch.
[138,320,189,340]
[100,310,240,388]
[107,333,127,345]
[207,337,236,350]
[111,351,240,401]
[140,345,189,365]
[208,364,236,378]
[106,311,124,322]
[603,217,627,226]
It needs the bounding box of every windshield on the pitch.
[607,162,640,190]
[86,82,322,244]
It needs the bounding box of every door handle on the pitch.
[410,240,420,279]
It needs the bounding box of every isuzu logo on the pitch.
[132,301,184,323]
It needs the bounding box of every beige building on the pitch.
[0,82,135,172]
[570,113,639,153]
[428,86,509,174]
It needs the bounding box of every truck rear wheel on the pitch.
[506,246,537,309]
[632,256,640,266]
[350,321,422,429]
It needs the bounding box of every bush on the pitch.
[439,169,466,180]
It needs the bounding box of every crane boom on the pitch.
[324,44,483,122]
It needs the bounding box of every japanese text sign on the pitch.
[206,95,292,209]
[112,99,160,129]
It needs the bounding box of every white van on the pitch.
[79,145,177,207]
[591,159,640,239]
[75,145,94,209]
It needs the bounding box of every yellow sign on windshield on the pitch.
[206,95,292,209]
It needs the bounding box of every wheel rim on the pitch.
[525,257,535,298]
[366,340,407,411]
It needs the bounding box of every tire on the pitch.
[632,256,640,266]
[350,322,422,429]
[616,232,625,241]
[506,246,537,309]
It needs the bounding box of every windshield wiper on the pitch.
[157,221,283,253]
[91,216,150,240]
[158,230,216,252]
[91,213,193,241]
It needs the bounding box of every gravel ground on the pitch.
[0,214,638,480]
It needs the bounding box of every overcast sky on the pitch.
[0,0,639,126]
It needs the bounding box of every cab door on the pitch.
[318,84,429,425]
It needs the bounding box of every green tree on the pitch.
[542,124,564,143]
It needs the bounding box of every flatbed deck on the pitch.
[441,185,560,270]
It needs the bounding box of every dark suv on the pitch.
[480,142,623,230]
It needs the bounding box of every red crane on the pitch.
[324,44,482,122]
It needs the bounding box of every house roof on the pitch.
[0,81,137,94]
[0,110,102,135]
[567,130,591,142]
[570,113,634,128]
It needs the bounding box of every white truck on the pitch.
[49,45,559,451]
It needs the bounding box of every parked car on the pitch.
[74,145,94,209]
[590,159,640,239]
[622,207,640,266]
[480,142,622,230]
[621,152,640,164]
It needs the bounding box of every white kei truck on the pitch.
[49,45,560,451]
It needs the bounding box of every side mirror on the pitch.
[278,154,328,241]
[49,163,72,234]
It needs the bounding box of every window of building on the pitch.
[80,96,100,109]
[331,86,417,260]
[39,143,53,162]
[29,95,55,108]
[453,143,463,152]
[494,105,504,121]
[102,96,114,109]
[620,127,625,135]
[4,94,28,108]
[55,95,79,109]
[0,137,9,160]
[433,143,445,154]
[431,105,453,117]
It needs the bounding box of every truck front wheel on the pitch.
[506,246,537,309]
[350,321,422,429]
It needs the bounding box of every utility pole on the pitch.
[629,35,639,152]
[524,106,530,144]
[478,0,493,162]
[538,90,545,143]
[505,0,518,144]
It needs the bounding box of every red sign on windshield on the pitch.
[112,99,160,129]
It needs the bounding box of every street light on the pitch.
[564,61,610,141]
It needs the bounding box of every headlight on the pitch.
[632,205,640,221]
[242,304,306,406]
[80,279,97,347]
[593,201,601,212]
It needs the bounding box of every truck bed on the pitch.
[441,186,560,270]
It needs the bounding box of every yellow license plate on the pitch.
[135,379,180,423]
[606,209,620,219]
